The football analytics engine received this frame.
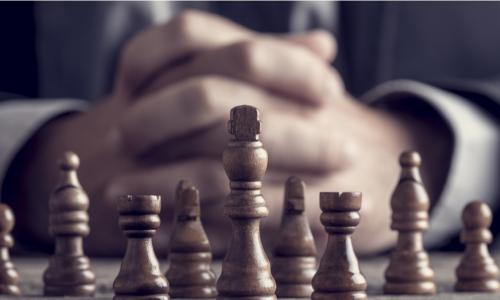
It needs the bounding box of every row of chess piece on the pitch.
[0,105,497,299]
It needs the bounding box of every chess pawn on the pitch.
[272,176,317,298]
[165,180,217,298]
[113,195,169,300]
[455,201,500,292]
[217,105,276,300]
[312,192,367,300]
[0,204,20,295]
[43,152,96,296]
[384,151,436,295]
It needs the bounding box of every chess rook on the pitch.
[272,176,317,298]
[113,195,169,300]
[216,105,276,300]
[384,151,436,295]
[165,180,217,298]
[43,152,96,296]
[312,192,367,300]
[0,204,20,295]
[455,201,500,292]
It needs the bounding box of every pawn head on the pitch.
[0,204,14,234]
[399,150,421,168]
[462,201,492,229]
[58,151,80,171]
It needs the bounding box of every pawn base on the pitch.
[311,291,367,300]
[455,279,500,293]
[383,281,436,295]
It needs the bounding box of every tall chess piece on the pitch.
[455,201,500,292]
[43,152,96,296]
[113,195,169,300]
[312,192,367,300]
[0,204,20,295]
[216,105,276,300]
[165,180,217,298]
[272,176,317,298]
[384,151,436,295]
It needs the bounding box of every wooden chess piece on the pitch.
[216,105,276,300]
[0,204,20,295]
[455,201,500,292]
[43,152,96,296]
[165,180,217,298]
[272,176,317,298]
[113,195,169,300]
[311,192,367,300]
[384,151,436,295]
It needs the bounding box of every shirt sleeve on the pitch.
[361,79,500,249]
[0,99,88,193]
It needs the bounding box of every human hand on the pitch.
[13,10,451,257]
[14,10,344,255]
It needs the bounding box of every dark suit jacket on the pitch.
[1,2,499,114]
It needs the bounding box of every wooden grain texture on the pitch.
[271,176,317,298]
[312,192,367,300]
[7,253,500,299]
[165,180,217,298]
[217,105,276,300]
[113,195,169,300]
[384,151,436,295]
[43,152,95,296]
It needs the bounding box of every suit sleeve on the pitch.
[0,99,87,194]
[362,80,500,250]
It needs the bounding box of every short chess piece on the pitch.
[165,180,217,298]
[455,201,500,292]
[216,105,276,300]
[113,195,169,300]
[384,151,436,295]
[312,192,367,300]
[43,152,96,296]
[0,204,20,295]
[272,176,317,298]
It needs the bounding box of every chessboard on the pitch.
[9,253,500,299]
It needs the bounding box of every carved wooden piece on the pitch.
[166,180,217,298]
[312,192,367,300]
[113,195,169,300]
[216,105,276,300]
[455,201,500,293]
[43,152,96,296]
[384,151,436,295]
[272,176,317,298]
[0,204,20,295]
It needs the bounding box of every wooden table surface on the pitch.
[10,252,500,299]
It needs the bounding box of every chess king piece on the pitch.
[165,180,217,298]
[312,192,367,300]
[43,152,96,296]
[113,195,169,300]
[384,151,436,295]
[0,204,20,295]
[216,105,276,300]
[272,176,317,298]
[455,201,500,292]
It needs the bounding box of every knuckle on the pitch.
[231,41,265,78]
[178,76,222,117]
[169,10,205,40]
